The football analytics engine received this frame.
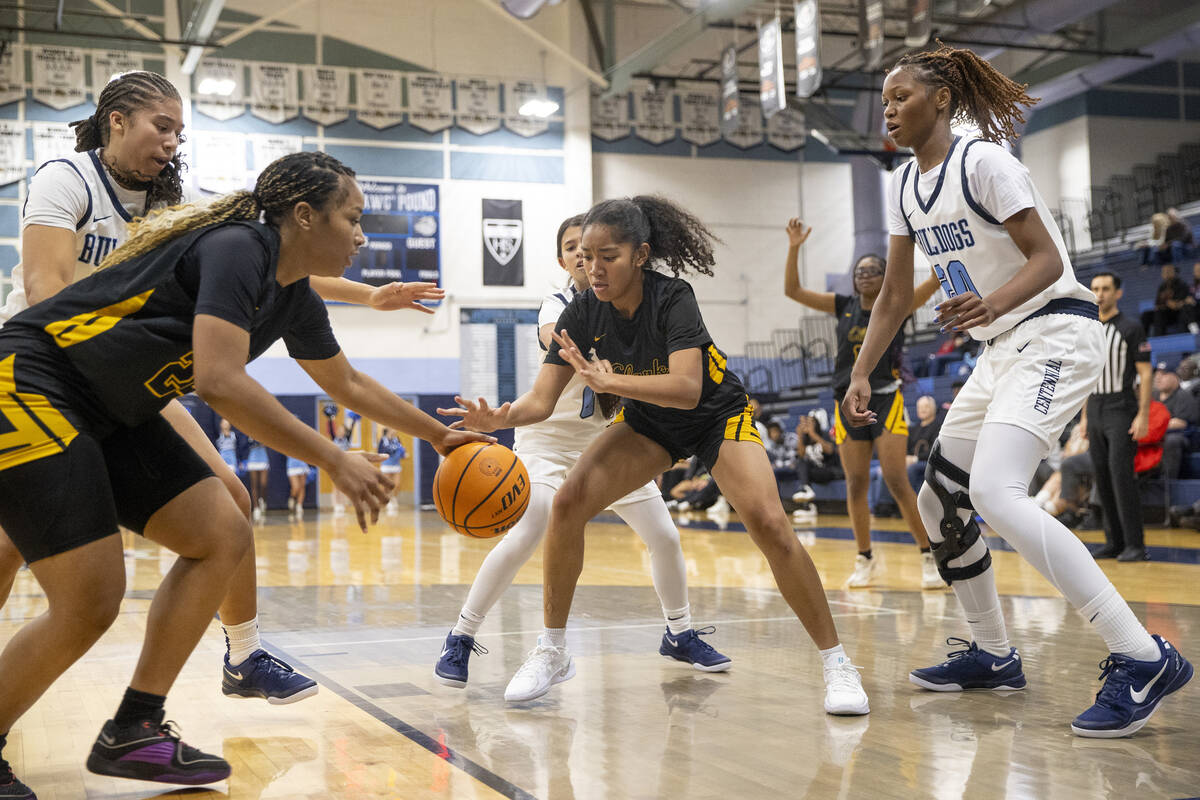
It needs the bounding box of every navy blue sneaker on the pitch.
[909,637,1026,692]
[659,626,732,672]
[434,631,488,688]
[0,760,34,799]
[222,649,318,704]
[1071,635,1192,738]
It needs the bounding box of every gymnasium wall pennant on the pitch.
[633,79,675,145]
[193,59,245,121]
[858,0,885,70]
[678,81,720,146]
[724,93,764,150]
[356,69,404,130]
[794,0,822,99]
[250,62,300,124]
[758,16,786,119]
[0,121,23,186]
[91,51,142,103]
[719,46,740,137]
[456,77,502,135]
[301,66,350,126]
[31,46,86,110]
[0,45,23,106]
[905,0,932,47]
[504,81,550,137]
[408,73,454,133]
[766,106,806,151]
[591,88,630,141]
[482,199,525,287]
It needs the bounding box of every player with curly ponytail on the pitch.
[844,45,1191,737]
[444,195,871,713]
[0,152,490,796]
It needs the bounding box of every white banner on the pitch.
[356,69,403,130]
[32,46,86,110]
[724,93,763,149]
[0,45,23,106]
[590,88,629,142]
[193,59,245,121]
[32,122,77,167]
[504,81,549,137]
[193,130,247,194]
[250,62,299,124]
[766,106,806,151]
[91,50,143,101]
[758,17,786,119]
[407,74,453,133]
[301,66,350,126]
[0,121,24,186]
[455,77,502,135]
[677,81,720,146]
[633,79,675,144]
[249,134,302,182]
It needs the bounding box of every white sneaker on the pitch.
[707,496,730,516]
[846,554,881,588]
[792,485,816,503]
[252,506,265,524]
[504,639,576,702]
[921,551,944,589]
[333,504,346,517]
[792,505,818,521]
[824,660,870,715]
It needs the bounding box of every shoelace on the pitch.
[514,644,562,679]
[689,626,720,656]
[824,661,864,691]
[446,638,488,667]
[1090,656,1134,707]
[157,719,208,761]
[938,636,976,665]
[253,651,298,676]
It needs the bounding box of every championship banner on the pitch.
[193,130,247,194]
[758,17,786,119]
[678,81,720,146]
[249,134,302,181]
[31,122,76,168]
[724,93,763,149]
[0,121,24,186]
[249,62,299,124]
[0,45,23,106]
[633,79,675,144]
[342,180,440,291]
[455,77,502,135]
[356,69,403,130]
[31,46,86,110]
[193,59,245,121]
[482,198,524,287]
[301,66,350,126]
[504,81,549,137]
[766,106,806,151]
[91,51,142,102]
[407,74,454,134]
[858,0,885,70]
[719,46,740,136]
[590,88,630,142]
[905,0,932,47]
[794,0,822,99]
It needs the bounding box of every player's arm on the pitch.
[909,267,942,315]
[441,361,575,432]
[1131,361,1152,439]
[21,224,79,305]
[309,276,445,314]
[782,218,837,314]
[551,331,703,409]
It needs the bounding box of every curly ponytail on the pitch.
[582,195,718,277]
[893,44,1038,143]
[101,151,355,269]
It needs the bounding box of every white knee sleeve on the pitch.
[460,482,555,618]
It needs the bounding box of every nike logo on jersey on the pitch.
[1130,661,1169,703]
[593,334,605,342]
[93,214,112,223]
[1016,340,1031,353]
[224,667,244,681]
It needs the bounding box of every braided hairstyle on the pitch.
[582,196,717,278]
[893,44,1038,143]
[70,71,186,210]
[100,151,355,269]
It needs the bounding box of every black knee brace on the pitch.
[924,443,991,585]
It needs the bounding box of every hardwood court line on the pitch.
[260,637,540,800]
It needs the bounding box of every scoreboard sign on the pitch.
[340,179,441,297]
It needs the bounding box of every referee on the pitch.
[1081,271,1152,561]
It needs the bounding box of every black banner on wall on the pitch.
[482,199,525,286]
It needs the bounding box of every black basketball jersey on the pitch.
[0,221,339,428]
[545,269,748,432]
[831,293,905,396]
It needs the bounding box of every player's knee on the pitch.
[220,472,252,521]
[53,576,124,636]
[844,470,870,496]
[550,478,593,523]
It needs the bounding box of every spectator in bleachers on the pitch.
[1153,364,1200,483]
[1142,263,1197,336]
[664,457,724,514]
[906,395,942,493]
[782,218,941,588]
[790,410,842,522]
[1163,208,1196,267]
[1035,421,1094,525]
[764,418,800,501]
[941,379,966,412]
[1138,212,1170,267]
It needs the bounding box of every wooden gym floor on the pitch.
[2,508,1197,799]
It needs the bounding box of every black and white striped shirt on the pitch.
[1095,311,1149,395]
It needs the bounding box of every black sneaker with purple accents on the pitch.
[85,710,230,785]
[0,759,34,799]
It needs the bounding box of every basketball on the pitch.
[433,442,530,538]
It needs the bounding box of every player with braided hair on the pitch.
[445,195,870,714]
[843,44,1191,737]
[0,151,489,796]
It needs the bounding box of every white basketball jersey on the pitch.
[2,149,158,323]
[891,137,1093,341]
[513,285,613,458]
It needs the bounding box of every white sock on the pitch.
[1079,584,1159,661]
[542,627,567,648]
[452,608,484,638]
[964,602,1011,657]
[820,643,850,671]
[665,605,691,636]
[223,617,261,666]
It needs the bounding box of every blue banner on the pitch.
[341,179,441,293]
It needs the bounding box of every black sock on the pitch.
[113,687,166,728]
[859,549,872,559]
[920,546,931,554]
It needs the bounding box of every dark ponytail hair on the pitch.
[582,195,717,278]
[70,70,186,210]
[555,213,585,257]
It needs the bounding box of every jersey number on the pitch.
[932,259,979,298]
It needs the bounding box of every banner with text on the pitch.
[794,0,823,99]
[342,180,441,292]
[32,46,86,110]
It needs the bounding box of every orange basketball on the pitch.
[433,442,529,538]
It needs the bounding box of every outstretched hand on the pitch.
[437,395,512,433]
[550,329,615,394]
[786,218,813,248]
[367,281,445,314]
